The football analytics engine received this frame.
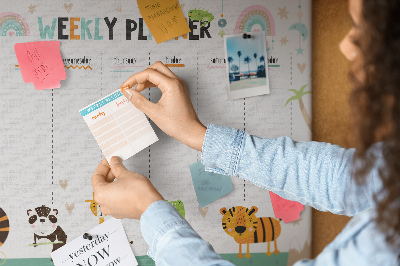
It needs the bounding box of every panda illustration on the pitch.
[27,205,67,252]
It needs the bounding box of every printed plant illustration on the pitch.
[188,8,214,28]
[285,84,311,130]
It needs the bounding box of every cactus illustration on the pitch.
[166,199,185,218]
[188,8,214,28]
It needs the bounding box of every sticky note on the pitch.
[137,0,190,44]
[14,41,66,90]
[269,191,304,223]
[189,161,233,208]
[79,90,158,162]
[51,218,138,266]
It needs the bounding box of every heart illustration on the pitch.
[65,203,74,214]
[64,3,73,13]
[59,180,68,191]
[297,63,306,74]
[198,207,208,218]
[8,31,15,36]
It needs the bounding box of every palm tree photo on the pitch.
[260,55,265,70]
[228,56,233,73]
[253,53,258,75]
[237,51,242,78]
[244,56,251,77]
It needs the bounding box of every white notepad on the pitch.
[79,90,158,162]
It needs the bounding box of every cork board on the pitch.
[311,0,353,258]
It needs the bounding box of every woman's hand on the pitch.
[120,61,206,152]
[91,157,164,219]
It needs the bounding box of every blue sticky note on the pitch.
[189,161,233,208]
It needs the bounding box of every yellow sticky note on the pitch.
[137,0,190,44]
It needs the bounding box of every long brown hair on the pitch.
[350,0,400,253]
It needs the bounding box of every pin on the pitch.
[83,233,94,240]
[242,33,251,39]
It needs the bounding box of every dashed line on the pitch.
[197,54,199,161]
[291,53,293,137]
[52,89,54,205]
[244,97,246,201]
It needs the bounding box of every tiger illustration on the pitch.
[220,206,282,259]
[0,208,9,248]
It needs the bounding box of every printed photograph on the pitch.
[224,31,270,100]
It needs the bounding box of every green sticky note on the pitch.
[189,161,233,208]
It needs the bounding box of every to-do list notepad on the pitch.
[80,90,158,161]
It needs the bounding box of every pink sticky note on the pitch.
[14,41,66,90]
[269,191,304,223]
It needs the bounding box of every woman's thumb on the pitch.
[122,88,154,116]
[109,156,128,178]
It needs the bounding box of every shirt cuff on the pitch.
[201,124,245,176]
[140,200,190,260]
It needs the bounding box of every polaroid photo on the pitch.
[224,31,270,100]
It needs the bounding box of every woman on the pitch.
[91,0,400,264]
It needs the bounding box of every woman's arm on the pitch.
[202,124,383,216]
[141,201,234,266]
[91,158,234,266]
[118,62,382,216]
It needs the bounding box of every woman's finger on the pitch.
[105,169,116,183]
[120,68,174,93]
[134,81,157,92]
[91,159,110,189]
[148,61,178,79]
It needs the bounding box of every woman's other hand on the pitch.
[120,61,206,152]
[91,157,164,219]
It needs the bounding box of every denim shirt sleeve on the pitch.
[140,200,234,266]
[201,124,383,216]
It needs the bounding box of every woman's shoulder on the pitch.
[323,209,399,265]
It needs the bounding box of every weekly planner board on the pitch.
[0,0,312,265]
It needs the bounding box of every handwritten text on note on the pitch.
[137,0,190,44]
[14,41,66,90]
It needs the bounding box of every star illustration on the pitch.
[280,36,288,45]
[278,6,289,19]
[296,47,304,55]
[28,4,36,14]
[116,6,123,12]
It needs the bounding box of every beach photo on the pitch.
[224,31,270,100]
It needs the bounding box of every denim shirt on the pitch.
[140,124,399,265]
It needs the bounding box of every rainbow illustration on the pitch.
[234,5,275,36]
[0,12,30,36]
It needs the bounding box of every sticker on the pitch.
[269,191,304,223]
[137,0,191,44]
[189,161,233,208]
[14,41,66,90]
